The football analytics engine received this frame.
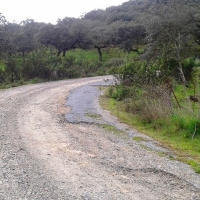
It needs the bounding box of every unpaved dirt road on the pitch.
[0,76,200,200]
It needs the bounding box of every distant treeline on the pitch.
[0,0,200,84]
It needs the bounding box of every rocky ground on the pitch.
[0,76,200,199]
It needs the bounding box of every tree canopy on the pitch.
[0,0,199,83]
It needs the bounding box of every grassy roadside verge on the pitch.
[0,78,45,90]
[100,93,200,173]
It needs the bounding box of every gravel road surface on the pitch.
[0,76,200,199]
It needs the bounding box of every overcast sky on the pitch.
[1,0,127,24]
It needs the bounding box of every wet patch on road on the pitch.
[65,79,113,124]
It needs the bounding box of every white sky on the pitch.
[1,0,128,24]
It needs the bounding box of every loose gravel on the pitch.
[0,76,200,199]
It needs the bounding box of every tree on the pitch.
[88,22,111,61]
[112,21,145,52]
[1,18,42,58]
[142,0,199,84]
[38,18,90,56]
[9,19,41,57]
[0,13,7,58]
[83,9,107,21]
[192,2,200,46]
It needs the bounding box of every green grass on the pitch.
[0,61,6,71]
[133,136,150,142]
[0,77,45,89]
[100,124,127,138]
[86,113,102,119]
[100,92,200,173]
[67,48,127,63]
[66,48,139,64]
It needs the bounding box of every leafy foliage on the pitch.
[0,0,200,87]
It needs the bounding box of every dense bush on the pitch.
[108,58,200,139]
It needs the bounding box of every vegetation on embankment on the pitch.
[0,48,133,89]
[101,59,200,173]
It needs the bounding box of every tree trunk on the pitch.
[97,48,102,62]
[57,50,62,56]
[62,50,66,57]
[128,47,140,54]
[94,45,103,62]
[22,51,25,58]
[178,61,186,85]
[175,32,186,85]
